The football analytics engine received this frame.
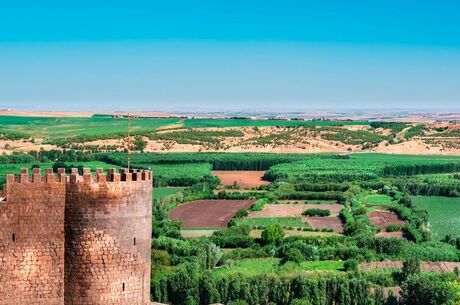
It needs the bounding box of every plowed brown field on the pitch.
[306,216,344,233]
[213,171,269,188]
[367,210,405,231]
[360,261,460,273]
[169,199,254,229]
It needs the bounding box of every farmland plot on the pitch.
[169,199,254,229]
[367,210,405,231]
[213,170,269,188]
[248,203,344,218]
[306,217,344,233]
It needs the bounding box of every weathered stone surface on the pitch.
[0,168,152,305]
[0,168,66,305]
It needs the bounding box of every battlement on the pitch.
[5,167,152,186]
[67,167,152,185]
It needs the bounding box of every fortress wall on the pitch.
[0,168,66,305]
[64,168,152,305]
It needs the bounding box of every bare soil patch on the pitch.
[213,171,269,188]
[249,203,344,218]
[169,199,254,229]
[375,231,404,238]
[306,216,344,233]
[360,261,460,273]
[367,210,405,231]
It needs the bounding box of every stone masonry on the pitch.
[0,167,152,305]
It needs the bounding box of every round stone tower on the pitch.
[0,168,66,305]
[64,168,152,305]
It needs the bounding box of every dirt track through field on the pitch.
[213,171,269,188]
[360,261,460,273]
[169,199,254,229]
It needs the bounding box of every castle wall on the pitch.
[64,168,152,305]
[0,168,66,305]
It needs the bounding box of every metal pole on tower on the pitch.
[127,113,131,171]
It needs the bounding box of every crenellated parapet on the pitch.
[66,167,152,185]
[5,168,66,185]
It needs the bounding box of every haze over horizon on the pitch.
[1,1,459,111]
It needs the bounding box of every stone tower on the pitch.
[0,167,152,305]
[0,168,66,305]
[64,168,152,305]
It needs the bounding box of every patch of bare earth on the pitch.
[213,171,269,188]
[360,261,460,273]
[249,203,344,218]
[367,210,405,231]
[169,199,254,229]
[375,231,404,238]
[305,217,344,233]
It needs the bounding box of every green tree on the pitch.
[401,257,421,281]
[281,248,304,264]
[261,223,285,245]
[132,135,147,152]
[343,259,358,272]
[402,273,460,305]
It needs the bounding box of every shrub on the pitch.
[261,224,285,245]
[344,259,358,272]
[281,248,304,264]
[386,224,402,232]
[302,208,331,217]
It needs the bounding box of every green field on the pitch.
[137,163,214,187]
[153,187,185,200]
[212,258,343,277]
[183,118,369,128]
[0,115,180,138]
[234,217,308,228]
[364,194,394,205]
[0,115,371,139]
[412,196,460,239]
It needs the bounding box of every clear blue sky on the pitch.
[1,0,459,111]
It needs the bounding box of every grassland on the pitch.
[234,217,308,228]
[412,196,460,240]
[212,258,344,277]
[183,118,369,128]
[152,187,185,200]
[364,194,394,206]
[0,115,181,138]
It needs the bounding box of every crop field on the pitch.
[248,203,344,218]
[412,196,460,239]
[367,210,405,231]
[212,258,344,278]
[305,216,344,233]
[250,229,341,238]
[0,115,180,138]
[134,163,214,187]
[235,216,308,228]
[212,170,269,188]
[180,229,216,238]
[364,194,394,206]
[265,153,460,182]
[183,118,368,128]
[168,199,254,229]
[152,187,184,200]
